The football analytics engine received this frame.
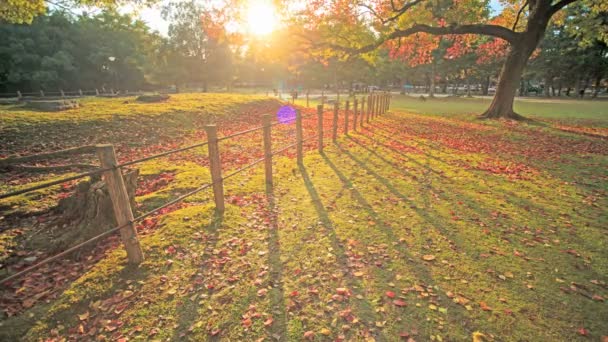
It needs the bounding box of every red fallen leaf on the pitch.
[386,291,396,298]
[336,288,350,296]
[592,295,604,302]
[304,331,315,340]
[393,299,407,307]
[577,327,589,336]
[289,290,299,297]
[479,301,492,311]
[257,289,267,297]
[264,316,273,327]
[242,318,252,328]
[166,246,177,254]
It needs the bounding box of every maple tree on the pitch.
[295,0,601,119]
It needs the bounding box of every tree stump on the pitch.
[136,94,170,103]
[25,100,80,111]
[27,169,139,253]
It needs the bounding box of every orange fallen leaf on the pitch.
[422,255,436,261]
[386,291,396,298]
[479,301,492,311]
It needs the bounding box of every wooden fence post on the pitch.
[360,97,365,128]
[296,110,303,165]
[205,125,225,213]
[373,95,378,118]
[353,98,358,131]
[344,100,350,135]
[384,93,388,113]
[317,105,324,153]
[96,144,144,264]
[367,95,371,123]
[332,102,339,142]
[262,114,273,194]
[40,90,44,97]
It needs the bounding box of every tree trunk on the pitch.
[429,64,436,97]
[481,13,549,120]
[592,74,601,98]
[482,75,490,96]
[544,76,552,97]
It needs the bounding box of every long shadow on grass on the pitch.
[172,211,223,341]
[353,125,605,257]
[341,130,608,334]
[318,152,437,284]
[266,193,288,340]
[298,163,385,340]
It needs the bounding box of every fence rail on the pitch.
[0,92,392,285]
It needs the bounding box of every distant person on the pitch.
[579,88,585,98]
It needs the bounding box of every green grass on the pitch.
[296,93,608,125]
[1,95,607,341]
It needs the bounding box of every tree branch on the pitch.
[358,0,426,24]
[550,0,580,14]
[331,23,518,55]
[512,0,528,31]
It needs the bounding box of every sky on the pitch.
[127,0,505,37]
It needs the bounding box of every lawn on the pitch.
[296,93,608,125]
[1,95,607,341]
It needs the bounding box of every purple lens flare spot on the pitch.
[277,105,296,124]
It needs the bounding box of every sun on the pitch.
[246,0,278,36]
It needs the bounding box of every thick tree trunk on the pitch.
[481,10,549,120]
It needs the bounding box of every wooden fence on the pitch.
[0,92,392,285]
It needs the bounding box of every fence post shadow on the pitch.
[317,152,438,285]
[297,160,384,339]
[171,210,224,340]
[265,192,288,340]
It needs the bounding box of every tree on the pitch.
[0,10,162,92]
[0,0,157,24]
[298,0,601,119]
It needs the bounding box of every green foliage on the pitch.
[0,10,161,92]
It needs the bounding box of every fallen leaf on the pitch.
[422,255,436,261]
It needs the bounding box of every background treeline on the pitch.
[0,3,606,96]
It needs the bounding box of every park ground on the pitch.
[0,93,607,341]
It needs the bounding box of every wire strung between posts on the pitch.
[0,223,126,285]
[271,142,297,155]
[0,167,113,200]
[133,182,212,221]
[217,125,264,141]
[0,141,210,200]
[118,140,209,168]
[222,157,266,180]
[0,182,214,286]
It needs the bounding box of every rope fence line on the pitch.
[0,92,392,286]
